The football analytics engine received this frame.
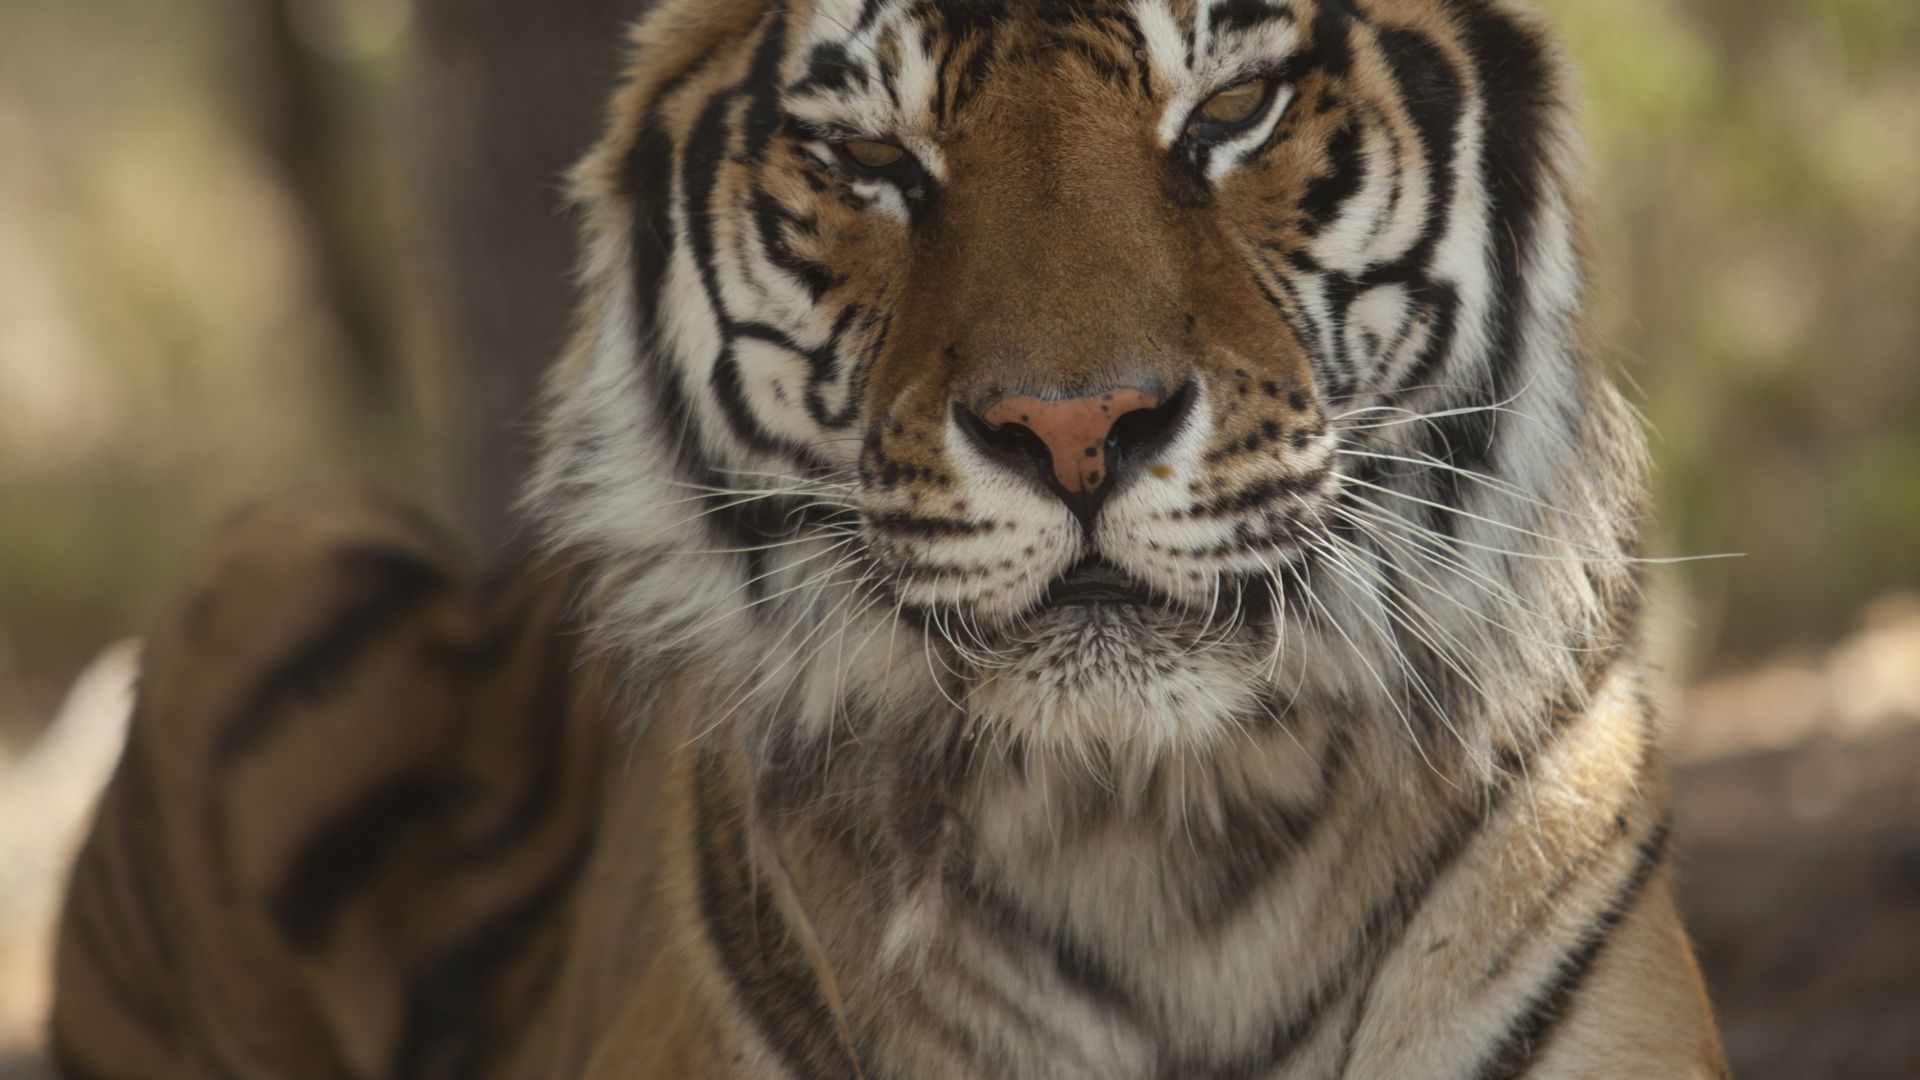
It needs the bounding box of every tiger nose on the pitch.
[957,384,1193,522]
[978,390,1159,494]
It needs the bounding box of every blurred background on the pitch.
[0,0,1915,1076]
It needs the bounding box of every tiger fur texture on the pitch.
[51,0,1728,1077]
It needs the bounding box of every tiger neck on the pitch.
[712,693,1512,1074]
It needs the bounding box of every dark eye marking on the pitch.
[789,42,870,95]
[1208,0,1297,36]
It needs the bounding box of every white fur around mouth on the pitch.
[959,600,1269,759]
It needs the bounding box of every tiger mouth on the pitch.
[1040,558,1158,608]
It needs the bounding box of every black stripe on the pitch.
[1304,0,1355,79]
[701,14,898,459]
[751,188,842,301]
[1374,25,1462,269]
[866,511,991,539]
[951,867,1144,1024]
[1186,694,1601,1080]
[78,815,174,1005]
[424,591,540,680]
[877,45,901,109]
[475,913,573,1074]
[930,32,956,124]
[1185,721,1354,928]
[953,21,1001,118]
[1182,471,1325,518]
[621,65,777,572]
[1209,0,1293,35]
[1318,705,1624,1080]
[805,304,880,431]
[1121,11,1154,95]
[394,812,597,1078]
[213,544,451,768]
[789,42,867,95]
[457,610,580,864]
[681,14,830,467]
[1472,819,1673,1080]
[112,728,184,984]
[50,1034,124,1080]
[270,772,461,953]
[1028,19,1137,93]
[724,312,867,435]
[625,114,678,334]
[623,90,735,510]
[1297,122,1365,228]
[1173,793,1491,1079]
[104,728,257,1080]
[62,857,176,1041]
[1349,25,1464,395]
[1421,0,1559,496]
[695,751,868,1080]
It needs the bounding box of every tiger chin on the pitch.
[51,0,1729,1077]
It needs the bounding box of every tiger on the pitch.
[48,0,1730,1076]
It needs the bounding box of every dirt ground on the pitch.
[1669,597,1920,1079]
[1678,731,1920,1079]
[1,609,1916,1078]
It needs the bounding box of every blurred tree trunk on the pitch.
[233,0,407,410]
[413,0,638,551]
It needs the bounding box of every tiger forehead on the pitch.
[783,0,1317,126]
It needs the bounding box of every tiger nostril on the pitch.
[1106,381,1195,477]
[956,405,1055,478]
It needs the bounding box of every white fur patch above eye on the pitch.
[1132,0,1192,104]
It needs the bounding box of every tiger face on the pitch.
[539,0,1639,770]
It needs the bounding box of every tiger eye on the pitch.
[1198,80,1269,125]
[841,140,907,169]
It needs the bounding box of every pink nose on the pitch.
[982,389,1162,493]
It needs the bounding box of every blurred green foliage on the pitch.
[1,0,1916,726]
[1536,0,1920,669]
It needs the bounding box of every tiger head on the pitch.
[533,0,1645,777]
